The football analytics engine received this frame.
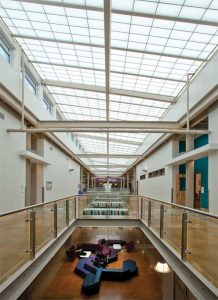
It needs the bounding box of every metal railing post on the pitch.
[181,212,188,260]
[29,211,36,260]
[53,203,57,238]
[74,197,77,219]
[66,199,69,226]
[42,186,44,203]
[160,204,164,239]
[148,201,152,226]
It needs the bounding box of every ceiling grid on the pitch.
[0,0,217,176]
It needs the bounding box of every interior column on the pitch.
[185,135,194,208]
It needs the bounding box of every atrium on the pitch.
[0,1,218,300]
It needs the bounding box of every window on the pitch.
[0,37,10,63]
[56,111,62,120]
[25,71,37,95]
[43,95,52,114]
[140,174,146,180]
[148,168,165,178]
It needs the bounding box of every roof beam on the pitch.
[87,164,129,168]
[75,134,142,146]
[31,60,185,83]
[36,120,179,129]
[110,88,175,103]
[114,10,218,27]
[10,0,218,26]
[14,35,205,62]
[61,109,161,119]
[55,99,167,110]
[76,154,140,158]
[55,98,168,110]
[8,128,210,134]
[44,79,175,102]
[104,0,111,121]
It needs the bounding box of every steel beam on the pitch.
[10,1,218,27]
[36,120,179,129]
[43,79,175,102]
[61,109,161,119]
[110,88,175,103]
[104,0,111,122]
[87,164,129,168]
[54,94,170,110]
[14,35,205,61]
[7,128,210,135]
[75,134,142,145]
[75,154,141,158]
[115,9,218,27]
[31,60,185,83]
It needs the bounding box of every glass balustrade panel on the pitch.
[187,213,218,289]
[141,198,149,224]
[69,197,76,220]
[163,205,183,253]
[128,195,138,219]
[150,202,161,235]
[0,210,30,284]
[34,203,54,252]
[57,200,66,233]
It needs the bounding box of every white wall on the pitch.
[136,141,173,202]
[0,104,26,213]
[0,103,81,213]
[208,103,218,214]
[43,139,80,202]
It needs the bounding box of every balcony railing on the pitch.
[0,194,217,293]
[140,196,218,290]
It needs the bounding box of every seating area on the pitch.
[75,257,138,295]
[76,243,118,263]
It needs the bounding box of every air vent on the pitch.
[0,112,5,120]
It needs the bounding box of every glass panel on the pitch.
[69,197,76,220]
[187,213,218,288]
[34,203,54,252]
[0,211,30,284]
[125,195,137,219]
[141,198,149,224]
[163,205,183,253]
[57,200,66,233]
[150,202,161,234]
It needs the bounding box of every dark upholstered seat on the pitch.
[82,270,102,295]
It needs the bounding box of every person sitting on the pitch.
[93,251,108,268]
[66,245,77,261]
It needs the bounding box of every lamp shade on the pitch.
[154,262,171,273]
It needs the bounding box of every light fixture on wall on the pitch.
[142,166,148,173]
[154,261,171,273]
[69,166,74,172]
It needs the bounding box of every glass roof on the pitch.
[0,0,217,176]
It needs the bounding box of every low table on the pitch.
[112,244,122,250]
[80,251,92,258]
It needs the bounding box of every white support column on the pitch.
[185,135,194,208]
[80,167,83,190]
[127,173,129,191]
[87,173,90,189]
[208,103,218,214]
[133,168,136,194]
[172,139,179,203]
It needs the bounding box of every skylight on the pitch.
[0,0,217,175]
